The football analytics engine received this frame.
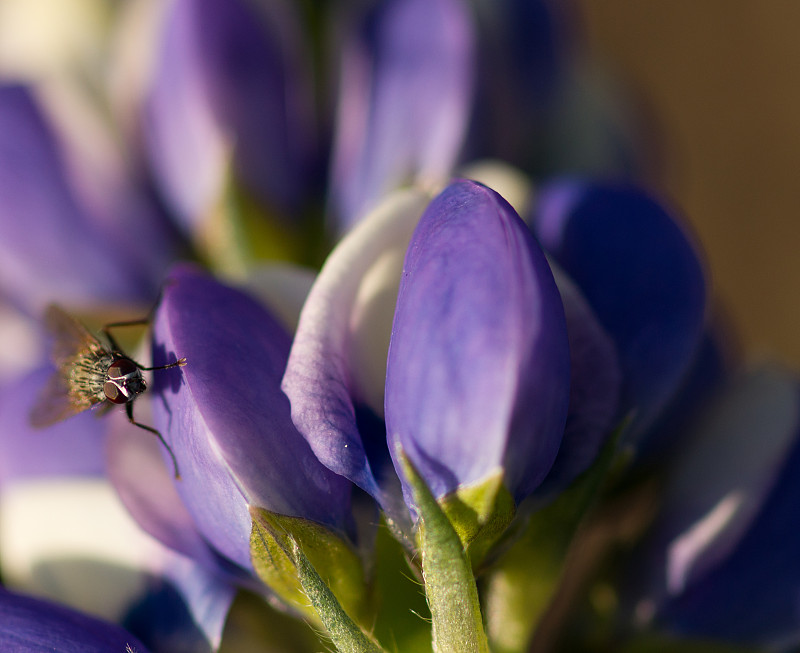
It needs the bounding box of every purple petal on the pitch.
[0,85,154,313]
[0,366,106,488]
[151,265,353,572]
[0,587,150,652]
[282,189,430,501]
[385,180,570,502]
[465,0,563,167]
[106,414,242,580]
[122,551,237,653]
[531,181,706,440]
[144,0,223,228]
[39,84,180,287]
[0,301,40,383]
[145,0,315,226]
[535,265,622,497]
[329,0,475,231]
[638,313,738,460]
[625,367,800,646]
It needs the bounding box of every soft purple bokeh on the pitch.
[0,85,171,315]
[144,0,317,228]
[624,367,800,648]
[328,0,474,231]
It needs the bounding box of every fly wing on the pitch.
[29,305,102,427]
[43,304,105,366]
[29,368,94,427]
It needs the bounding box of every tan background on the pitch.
[575,2,800,367]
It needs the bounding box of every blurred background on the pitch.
[575,2,800,367]
[0,0,797,368]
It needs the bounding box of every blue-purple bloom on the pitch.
[329,0,474,231]
[623,366,800,648]
[531,181,707,440]
[385,180,570,504]
[144,0,318,227]
[0,587,150,653]
[134,265,354,575]
[0,0,790,650]
[0,84,176,315]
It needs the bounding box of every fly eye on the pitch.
[103,380,129,404]
[107,358,138,379]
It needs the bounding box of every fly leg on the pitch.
[101,317,150,353]
[125,401,181,480]
[138,358,187,372]
[101,316,187,371]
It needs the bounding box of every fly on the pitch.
[29,304,186,479]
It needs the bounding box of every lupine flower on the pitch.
[106,264,370,630]
[285,178,626,551]
[143,0,319,230]
[384,180,570,505]
[530,180,708,441]
[0,0,791,651]
[0,587,151,653]
[623,366,800,648]
[0,83,176,315]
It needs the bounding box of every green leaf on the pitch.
[398,448,489,653]
[438,469,515,569]
[249,508,369,630]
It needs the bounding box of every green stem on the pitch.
[398,449,490,653]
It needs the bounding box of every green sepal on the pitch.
[438,469,515,569]
[286,536,387,653]
[249,507,369,630]
[483,422,630,653]
[398,448,490,653]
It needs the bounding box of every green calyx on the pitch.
[398,448,490,653]
[438,469,516,569]
[249,508,370,633]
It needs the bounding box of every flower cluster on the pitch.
[0,1,794,652]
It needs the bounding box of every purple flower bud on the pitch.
[385,180,570,504]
